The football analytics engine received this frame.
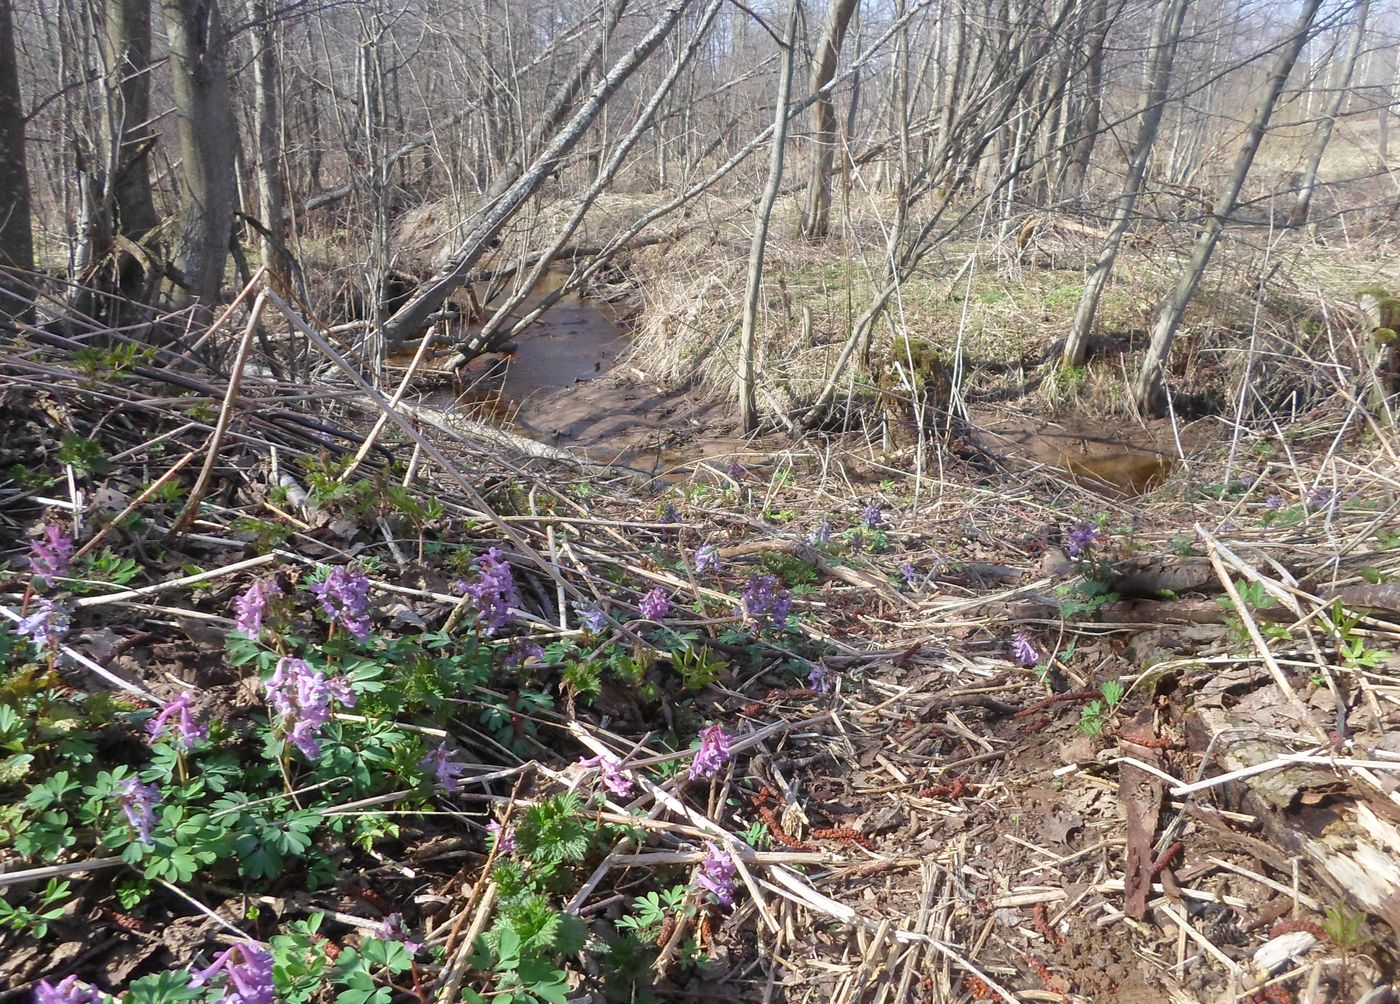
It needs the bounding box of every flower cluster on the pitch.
[578,752,635,798]
[689,724,731,781]
[34,976,100,1004]
[487,819,517,854]
[859,501,884,529]
[265,656,356,760]
[233,578,282,640]
[116,777,161,845]
[191,940,275,1004]
[576,604,607,633]
[146,691,207,751]
[807,664,831,694]
[373,913,422,954]
[1010,630,1039,668]
[17,597,70,655]
[695,841,737,906]
[1264,493,1284,510]
[808,522,832,546]
[1066,522,1099,557]
[421,743,469,791]
[723,458,746,481]
[310,565,371,641]
[638,587,670,622]
[694,545,720,575]
[900,562,919,589]
[738,574,791,630]
[28,524,73,588]
[460,548,519,636]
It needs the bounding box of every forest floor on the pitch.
[3,223,1400,1004]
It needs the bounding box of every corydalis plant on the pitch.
[17,597,70,656]
[695,841,737,906]
[191,940,275,1004]
[27,524,73,589]
[689,724,731,781]
[265,656,356,760]
[694,545,721,575]
[739,574,791,631]
[1066,522,1099,558]
[638,587,670,622]
[115,778,161,846]
[460,548,519,636]
[145,691,207,751]
[33,975,101,1004]
[421,743,469,791]
[310,565,371,641]
[578,752,635,798]
[233,577,282,640]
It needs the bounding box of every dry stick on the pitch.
[0,856,125,889]
[72,553,278,609]
[338,321,439,483]
[168,292,270,541]
[264,289,583,603]
[172,266,268,363]
[74,450,198,561]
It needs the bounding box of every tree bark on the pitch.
[0,0,33,322]
[250,0,289,279]
[1062,0,1189,368]
[739,0,800,432]
[160,0,238,315]
[101,0,159,241]
[1060,0,1112,200]
[1133,0,1322,416]
[1289,0,1368,227]
[799,0,859,239]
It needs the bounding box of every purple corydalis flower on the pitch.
[638,587,670,622]
[739,574,791,630]
[421,743,469,792]
[900,562,919,589]
[116,777,161,845]
[146,691,207,751]
[310,565,371,641]
[579,753,635,798]
[576,605,607,633]
[689,724,732,781]
[1010,630,1038,668]
[695,545,721,575]
[1066,522,1099,557]
[27,524,74,589]
[1264,494,1284,510]
[373,913,422,954]
[695,841,737,906]
[807,664,831,694]
[33,976,100,1004]
[808,522,832,546]
[191,940,275,1004]
[487,819,516,854]
[723,458,746,481]
[17,597,70,654]
[1308,488,1338,511]
[461,548,519,636]
[233,578,282,640]
[265,656,356,760]
[859,501,884,529]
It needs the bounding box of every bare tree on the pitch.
[100,0,159,242]
[1290,0,1369,226]
[250,0,288,278]
[799,0,859,239]
[0,0,32,322]
[1133,0,1323,416]
[1062,0,1190,367]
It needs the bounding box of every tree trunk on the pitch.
[251,0,289,278]
[1062,0,1189,368]
[0,0,33,322]
[160,0,238,315]
[1289,0,1368,227]
[1133,0,1322,416]
[1060,0,1111,200]
[379,0,697,351]
[799,0,859,239]
[101,0,159,240]
[739,0,800,431]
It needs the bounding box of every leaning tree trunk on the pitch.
[0,0,33,322]
[738,0,800,431]
[1060,0,1112,200]
[1289,0,1368,227]
[799,0,859,239]
[1133,0,1322,416]
[1062,0,1189,368]
[160,0,238,316]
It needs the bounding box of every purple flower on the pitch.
[723,458,746,481]
[1264,494,1284,510]
[33,976,100,1004]
[695,545,721,575]
[27,524,73,589]
[310,565,371,641]
[1066,522,1099,557]
[460,549,519,636]
[421,743,469,791]
[576,605,607,633]
[638,587,670,622]
[1308,488,1338,511]
[695,841,737,906]
[17,597,70,654]
[859,501,884,529]
[579,753,635,798]
[372,913,422,954]
[807,664,831,694]
[900,562,919,589]
[808,522,832,546]
[145,691,207,751]
[191,940,275,1004]
[232,578,282,640]
[689,724,731,781]
[738,574,791,631]
[115,777,161,845]
[265,656,356,760]
[1010,630,1038,668]
[487,820,516,854]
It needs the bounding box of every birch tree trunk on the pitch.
[0,0,33,322]
[1133,0,1322,416]
[738,0,800,432]
[799,0,858,239]
[1289,0,1368,227]
[160,0,238,316]
[1062,0,1189,368]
